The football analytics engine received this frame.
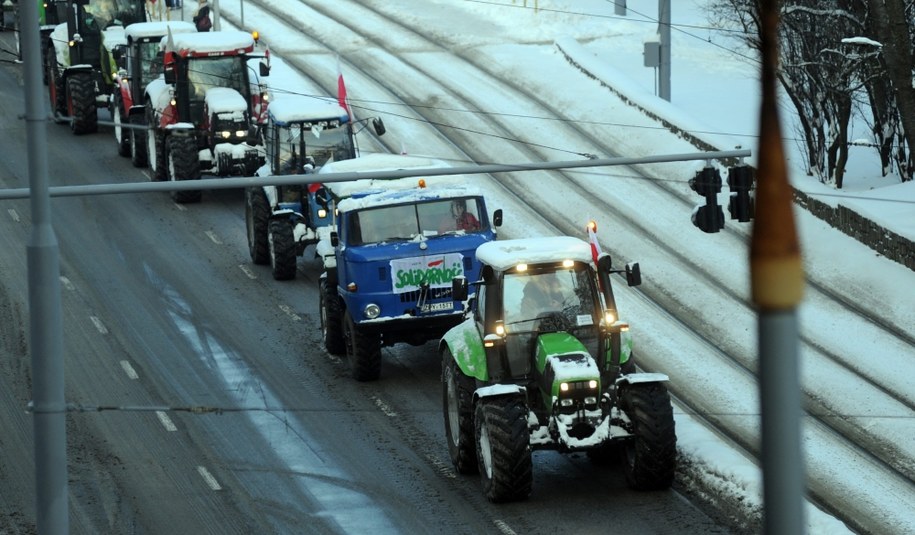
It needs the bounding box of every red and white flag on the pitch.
[587,220,602,265]
[336,56,349,117]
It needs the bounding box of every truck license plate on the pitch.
[421,302,453,313]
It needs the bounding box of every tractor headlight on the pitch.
[219,130,232,139]
[559,398,574,407]
[235,129,246,138]
[317,208,328,218]
[363,303,380,319]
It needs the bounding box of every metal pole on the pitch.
[213,0,220,31]
[240,0,244,28]
[658,0,671,101]
[754,1,806,533]
[19,0,69,533]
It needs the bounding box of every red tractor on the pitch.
[143,29,270,203]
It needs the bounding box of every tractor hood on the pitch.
[534,333,600,400]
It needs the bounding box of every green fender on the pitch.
[440,318,489,382]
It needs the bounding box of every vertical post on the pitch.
[657,0,671,101]
[239,0,244,29]
[213,0,221,31]
[753,1,806,534]
[19,0,69,533]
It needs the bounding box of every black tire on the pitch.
[443,351,478,474]
[146,101,166,181]
[129,113,148,168]
[66,72,98,135]
[319,278,345,355]
[166,135,201,203]
[41,38,50,86]
[343,311,381,382]
[268,219,297,280]
[620,382,677,491]
[112,92,130,157]
[46,47,65,120]
[246,188,270,264]
[474,397,532,503]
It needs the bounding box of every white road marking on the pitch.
[371,395,398,418]
[204,230,222,244]
[59,276,74,291]
[89,316,108,334]
[156,411,178,432]
[493,520,518,535]
[119,360,138,380]
[278,304,301,321]
[196,465,222,491]
[7,208,20,222]
[174,203,187,212]
[238,264,256,279]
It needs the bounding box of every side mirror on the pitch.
[372,117,386,136]
[246,124,259,146]
[163,51,176,84]
[451,277,468,302]
[330,231,339,247]
[259,61,270,77]
[491,208,503,228]
[625,262,642,287]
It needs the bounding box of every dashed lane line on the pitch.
[119,360,139,380]
[196,465,222,491]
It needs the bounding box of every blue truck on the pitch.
[316,174,502,381]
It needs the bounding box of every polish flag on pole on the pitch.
[336,55,349,118]
[587,220,602,265]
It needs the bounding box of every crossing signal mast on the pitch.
[690,162,755,233]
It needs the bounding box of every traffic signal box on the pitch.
[690,165,755,233]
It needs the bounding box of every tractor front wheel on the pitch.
[343,311,381,382]
[129,113,148,168]
[246,188,270,264]
[166,135,201,203]
[319,278,345,355]
[620,382,677,491]
[443,352,478,474]
[268,219,297,280]
[112,92,130,157]
[474,397,532,503]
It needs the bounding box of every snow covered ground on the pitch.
[199,0,913,532]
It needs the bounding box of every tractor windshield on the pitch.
[136,41,164,85]
[187,56,248,123]
[503,265,600,333]
[304,122,355,166]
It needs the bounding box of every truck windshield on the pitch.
[348,197,486,245]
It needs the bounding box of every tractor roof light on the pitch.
[562,259,574,268]
[418,178,426,188]
[515,263,528,272]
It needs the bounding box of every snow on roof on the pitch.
[476,237,593,272]
[335,184,482,213]
[125,21,197,41]
[319,153,461,199]
[102,26,127,49]
[205,87,248,114]
[164,30,255,55]
[268,96,348,125]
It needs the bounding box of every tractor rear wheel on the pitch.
[268,219,297,280]
[620,382,677,490]
[343,311,381,382]
[475,397,532,502]
[66,72,97,135]
[113,93,130,157]
[129,113,148,168]
[443,352,478,474]
[166,135,201,203]
[246,188,270,264]
[319,278,345,355]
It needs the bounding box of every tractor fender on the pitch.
[440,318,489,382]
[127,103,145,118]
[616,372,669,386]
[474,383,526,402]
[268,208,296,219]
[48,25,69,67]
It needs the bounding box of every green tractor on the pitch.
[440,231,676,502]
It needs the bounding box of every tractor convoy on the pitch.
[21,4,679,501]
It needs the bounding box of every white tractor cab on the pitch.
[244,95,386,280]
